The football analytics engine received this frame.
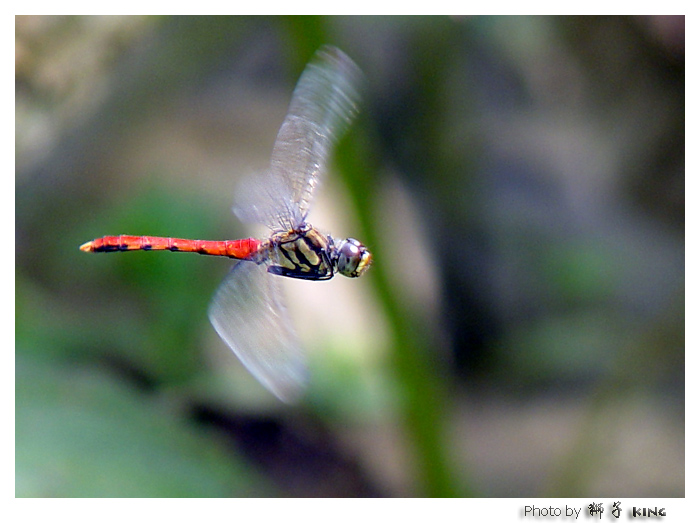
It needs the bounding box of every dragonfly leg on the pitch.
[267,265,333,280]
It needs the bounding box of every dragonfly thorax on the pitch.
[264,226,370,281]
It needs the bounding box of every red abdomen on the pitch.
[80,235,262,260]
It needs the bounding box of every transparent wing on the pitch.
[208,260,307,403]
[234,45,362,231]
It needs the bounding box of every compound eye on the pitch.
[336,238,372,278]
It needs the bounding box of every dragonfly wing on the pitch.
[234,46,362,231]
[208,260,307,403]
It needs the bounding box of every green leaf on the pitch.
[16,354,275,497]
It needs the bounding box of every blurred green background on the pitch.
[15,16,684,497]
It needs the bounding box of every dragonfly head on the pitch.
[334,238,372,278]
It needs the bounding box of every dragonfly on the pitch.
[80,46,372,403]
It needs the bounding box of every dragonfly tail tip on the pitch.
[79,241,94,252]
